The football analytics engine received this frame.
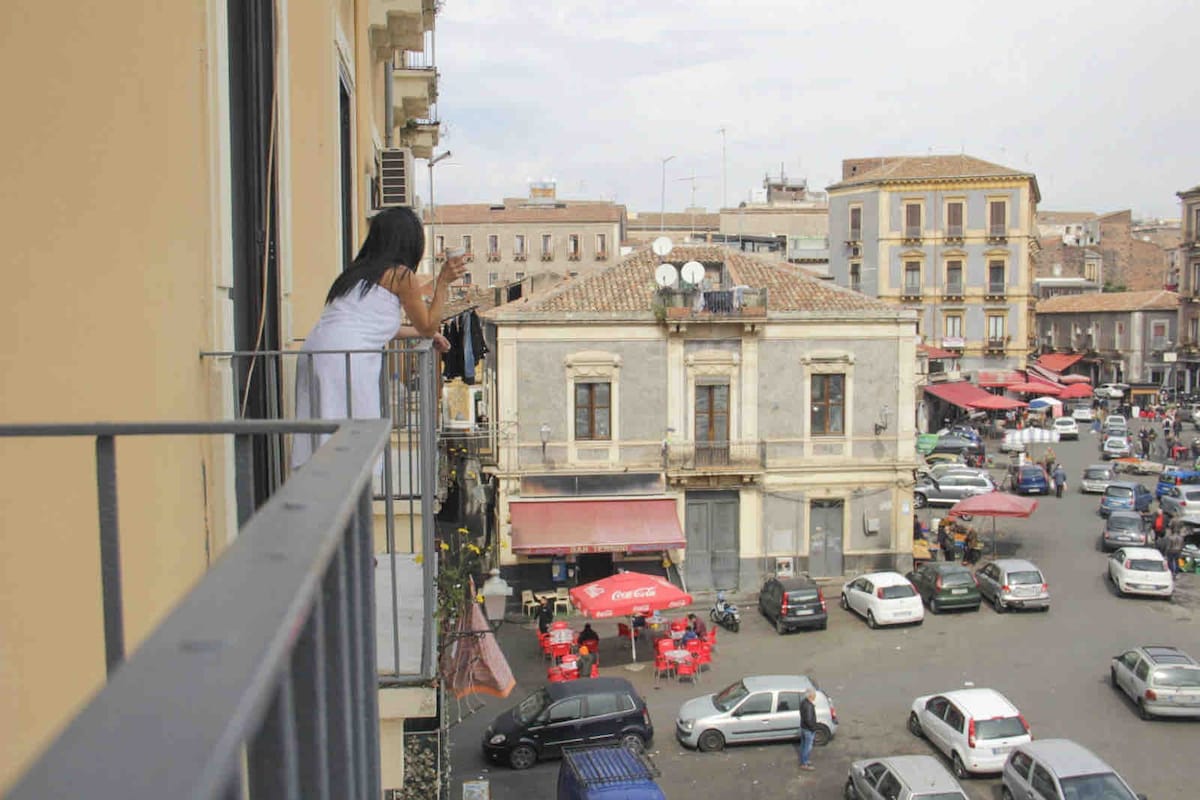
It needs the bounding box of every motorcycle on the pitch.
[709,591,741,632]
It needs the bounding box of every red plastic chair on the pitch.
[655,637,675,654]
[653,653,675,681]
[705,628,717,652]
[675,655,698,684]
[539,633,553,660]
[547,666,565,682]
[550,642,573,662]
[617,622,634,641]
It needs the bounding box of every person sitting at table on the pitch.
[687,612,707,640]
[576,646,596,679]
[631,613,646,639]
[680,625,698,644]
[578,623,600,650]
[536,596,554,636]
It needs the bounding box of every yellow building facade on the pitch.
[0,0,439,791]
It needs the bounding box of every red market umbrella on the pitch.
[569,571,693,663]
[948,492,1038,557]
[1006,381,1063,395]
[968,394,1027,411]
[1059,374,1091,385]
[1057,383,1094,399]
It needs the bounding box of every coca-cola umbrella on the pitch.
[948,491,1038,557]
[569,571,693,663]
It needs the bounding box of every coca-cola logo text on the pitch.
[611,587,657,601]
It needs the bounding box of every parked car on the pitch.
[1099,481,1153,517]
[929,435,986,463]
[758,574,827,633]
[1157,484,1200,528]
[1103,415,1129,437]
[1002,739,1143,800]
[1101,435,1133,460]
[908,688,1032,778]
[1080,463,1116,494]
[1101,510,1150,551]
[905,562,981,613]
[937,425,982,444]
[1155,468,1200,498]
[1110,645,1200,719]
[923,451,968,468]
[1097,384,1129,399]
[1107,546,1174,598]
[974,559,1050,612]
[913,471,996,508]
[675,675,837,752]
[919,463,982,482]
[1013,464,1051,495]
[1071,405,1095,422]
[844,755,968,800]
[841,572,924,628]
[484,678,654,769]
[1051,417,1079,440]
[557,744,665,800]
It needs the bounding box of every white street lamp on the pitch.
[660,155,675,233]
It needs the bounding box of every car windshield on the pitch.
[881,584,916,599]
[1008,570,1043,585]
[1085,468,1113,479]
[941,571,975,586]
[514,689,550,724]
[1058,773,1135,799]
[1019,468,1042,479]
[913,794,968,800]
[974,716,1027,740]
[1153,666,1200,687]
[713,680,750,712]
[1107,487,1133,499]
[1128,558,1166,571]
[1184,490,1200,501]
[1109,516,1140,531]
[786,590,818,602]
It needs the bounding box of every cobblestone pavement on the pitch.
[449,433,1200,800]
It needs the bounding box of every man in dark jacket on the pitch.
[797,689,818,771]
[536,597,554,635]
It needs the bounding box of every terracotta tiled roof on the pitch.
[1037,210,1097,224]
[829,154,1034,190]
[1035,290,1179,314]
[487,245,900,318]
[627,211,720,229]
[424,202,624,224]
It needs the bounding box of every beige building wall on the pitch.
[429,220,622,285]
[0,0,437,791]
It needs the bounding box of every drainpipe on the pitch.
[384,56,394,148]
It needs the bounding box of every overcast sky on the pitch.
[429,0,1199,220]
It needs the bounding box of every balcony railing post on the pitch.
[357,487,383,800]
[94,435,125,674]
[324,542,358,799]
[248,674,300,800]
[234,433,255,526]
[418,348,438,677]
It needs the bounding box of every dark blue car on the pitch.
[1015,464,1051,495]
[1155,468,1200,499]
[1099,481,1154,517]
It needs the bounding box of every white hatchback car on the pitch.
[908,688,1032,779]
[1071,405,1095,422]
[1051,417,1079,440]
[840,572,924,628]
[1107,546,1173,598]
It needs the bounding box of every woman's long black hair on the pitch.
[325,206,426,304]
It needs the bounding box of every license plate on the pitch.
[1016,587,1036,596]
[795,609,814,615]
[992,746,1011,756]
[894,611,912,617]
[951,588,968,595]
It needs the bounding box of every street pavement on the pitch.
[449,430,1200,800]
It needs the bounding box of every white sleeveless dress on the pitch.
[291,282,401,469]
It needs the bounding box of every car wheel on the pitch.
[840,593,849,610]
[914,493,927,509]
[1138,699,1153,720]
[697,729,725,752]
[1002,788,1015,800]
[972,603,982,613]
[813,724,832,746]
[951,752,968,779]
[908,711,923,738]
[776,617,787,635]
[1110,666,1120,690]
[619,732,645,753]
[844,778,860,800]
[994,594,1007,613]
[729,620,739,632]
[867,611,878,629]
[930,598,941,614]
[508,744,537,770]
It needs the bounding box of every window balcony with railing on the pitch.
[988,225,1008,242]
[1152,336,1172,352]
[1,344,443,799]
[943,282,964,300]
[945,225,964,242]
[903,226,922,244]
[391,32,438,120]
[986,336,1008,352]
[985,282,1006,299]
[654,286,767,321]
[901,283,922,301]
[664,440,765,473]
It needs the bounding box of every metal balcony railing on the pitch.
[0,419,399,799]
[664,440,765,471]
[944,282,964,297]
[656,287,767,317]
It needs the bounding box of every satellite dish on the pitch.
[654,263,679,288]
[680,261,705,285]
[651,236,674,257]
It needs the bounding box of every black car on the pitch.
[758,575,828,633]
[483,677,654,770]
[930,435,986,463]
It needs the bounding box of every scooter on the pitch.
[709,591,741,632]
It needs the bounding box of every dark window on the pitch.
[946,261,963,293]
[1009,751,1034,780]
[548,698,583,724]
[586,694,620,718]
[1134,659,1151,681]
[811,374,845,435]
[877,772,903,800]
[989,200,1007,236]
[735,693,774,716]
[905,203,922,237]
[944,705,965,733]
[849,206,862,240]
[574,382,611,440]
[946,201,964,236]
[863,762,888,786]
[904,262,922,293]
[695,384,730,464]
[976,716,1027,740]
[926,697,949,718]
[989,261,1006,293]
[1031,765,1059,799]
[850,262,861,291]
[616,693,636,712]
[776,691,801,712]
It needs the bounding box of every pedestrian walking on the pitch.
[797,689,818,771]
[1153,510,1166,539]
[963,527,982,566]
[1166,525,1185,576]
[1052,463,1068,498]
[536,596,554,635]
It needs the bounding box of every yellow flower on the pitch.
[457,527,469,534]
[467,544,481,554]
[414,554,423,564]
[475,594,485,604]
[438,541,450,551]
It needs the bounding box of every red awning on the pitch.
[919,344,959,360]
[510,498,685,555]
[924,381,1006,410]
[1037,353,1084,372]
[976,369,1025,387]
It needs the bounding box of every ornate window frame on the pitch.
[801,352,854,453]
[685,350,740,445]
[565,350,621,463]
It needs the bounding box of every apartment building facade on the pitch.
[1,0,444,794]
[1173,185,1200,389]
[484,245,919,595]
[827,155,1040,372]
[426,182,626,286]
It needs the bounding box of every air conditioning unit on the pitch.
[375,147,414,208]
[774,557,795,578]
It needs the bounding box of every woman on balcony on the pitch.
[291,206,464,468]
